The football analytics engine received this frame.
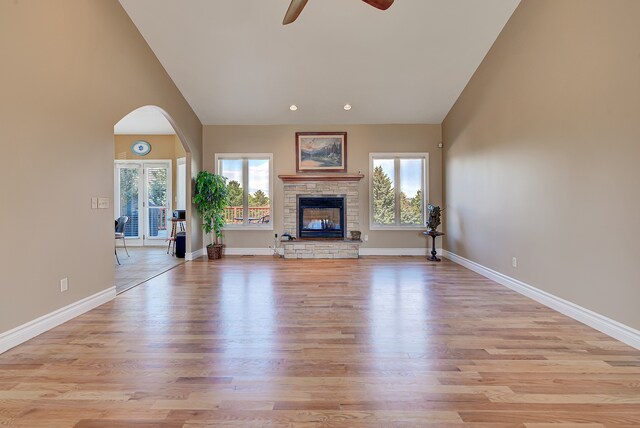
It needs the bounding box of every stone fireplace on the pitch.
[279,174,364,259]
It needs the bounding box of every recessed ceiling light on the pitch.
[344,104,352,111]
[289,105,298,111]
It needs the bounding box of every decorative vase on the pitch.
[207,244,223,260]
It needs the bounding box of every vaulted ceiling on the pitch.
[120,0,520,125]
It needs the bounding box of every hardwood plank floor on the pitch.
[1,256,639,427]
[114,247,185,294]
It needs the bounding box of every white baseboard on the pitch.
[442,250,640,350]
[359,247,442,256]
[185,248,205,260]
[224,247,282,256]
[0,287,116,354]
[220,247,440,257]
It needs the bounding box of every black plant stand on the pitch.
[423,230,445,262]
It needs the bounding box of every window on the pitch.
[215,153,273,229]
[370,153,428,229]
[114,160,172,243]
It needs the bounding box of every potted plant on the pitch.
[193,171,229,260]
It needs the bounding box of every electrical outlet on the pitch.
[60,277,68,292]
[364,235,369,242]
[512,257,518,268]
[91,197,98,209]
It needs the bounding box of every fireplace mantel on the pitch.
[278,174,364,183]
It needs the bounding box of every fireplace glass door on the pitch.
[298,197,344,239]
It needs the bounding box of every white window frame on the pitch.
[369,152,429,230]
[114,159,173,245]
[215,153,274,231]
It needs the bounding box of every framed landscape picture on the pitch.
[295,132,347,173]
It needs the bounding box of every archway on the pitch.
[113,106,192,294]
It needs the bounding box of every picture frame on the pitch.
[295,132,347,173]
[131,140,151,156]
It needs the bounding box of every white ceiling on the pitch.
[120,0,520,125]
[114,106,176,135]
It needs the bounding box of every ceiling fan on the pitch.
[283,0,395,25]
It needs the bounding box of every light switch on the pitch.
[91,197,98,209]
[98,197,110,209]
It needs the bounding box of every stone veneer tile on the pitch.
[282,180,360,259]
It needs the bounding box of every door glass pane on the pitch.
[248,159,270,224]
[219,159,243,224]
[146,166,169,239]
[400,158,424,225]
[119,167,139,238]
[372,159,395,225]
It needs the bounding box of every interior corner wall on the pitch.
[442,0,640,330]
[203,124,442,250]
[0,0,203,334]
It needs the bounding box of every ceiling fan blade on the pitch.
[361,0,394,11]
[283,0,309,25]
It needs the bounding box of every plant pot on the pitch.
[207,244,223,260]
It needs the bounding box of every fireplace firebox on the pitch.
[298,196,345,239]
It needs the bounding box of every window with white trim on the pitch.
[215,154,273,229]
[370,153,428,229]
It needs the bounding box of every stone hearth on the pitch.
[279,174,364,259]
[282,240,360,259]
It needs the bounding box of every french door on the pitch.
[114,161,172,246]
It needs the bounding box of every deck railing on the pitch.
[223,206,270,224]
[123,206,168,238]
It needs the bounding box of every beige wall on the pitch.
[114,134,187,210]
[0,1,202,333]
[203,125,442,250]
[442,0,640,329]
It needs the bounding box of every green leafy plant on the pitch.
[193,171,229,246]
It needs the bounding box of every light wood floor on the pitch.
[2,257,639,427]
[114,246,185,294]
